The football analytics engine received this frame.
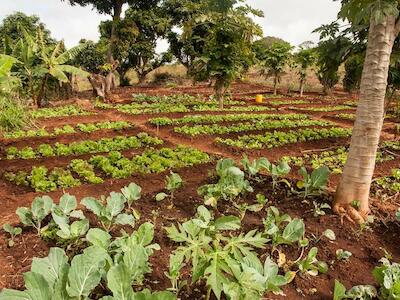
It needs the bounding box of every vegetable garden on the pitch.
[1,0,400,299]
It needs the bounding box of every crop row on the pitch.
[2,121,132,139]
[335,113,355,120]
[30,105,93,119]
[216,127,352,149]
[149,113,309,126]
[289,105,354,112]
[4,146,211,192]
[282,147,394,174]
[174,119,335,136]
[269,99,312,105]
[5,133,163,160]
[131,93,244,105]
[117,102,274,115]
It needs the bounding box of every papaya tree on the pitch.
[256,41,293,95]
[294,47,316,97]
[190,0,263,108]
[334,0,400,223]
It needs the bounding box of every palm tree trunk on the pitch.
[273,76,278,95]
[215,78,225,109]
[334,15,399,222]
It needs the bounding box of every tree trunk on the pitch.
[299,79,304,97]
[138,73,147,85]
[107,0,124,63]
[36,74,49,108]
[215,78,225,109]
[273,76,278,96]
[334,15,399,223]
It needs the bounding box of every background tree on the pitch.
[343,53,364,94]
[314,22,352,95]
[255,41,292,95]
[189,0,263,108]
[0,12,54,51]
[334,0,400,223]
[294,47,316,97]
[99,4,171,85]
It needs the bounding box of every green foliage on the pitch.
[156,172,183,201]
[198,158,253,208]
[2,224,22,247]
[336,249,353,262]
[70,159,104,184]
[150,113,309,126]
[297,166,330,198]
[297,247,328,276]
[375,168,400,194]
[5,133,163,160]
[290,105,354,112]
[30,105,92,119]
[373,258,400,299]
[333,280,377,300]
[294,47,316,86]
[257,41,293,93]
[16,195,54,235]
[217,127,353,149]
[81,192,135,232]
[166,205,276,299]
[343,54,364,93]
[121,182,142,209]
[175,119,333,136]
[263,206,305,247]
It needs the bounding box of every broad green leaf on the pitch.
[31,247,68,288]
[133,222,154,246]
[155,193,168,201]
[81,197,103,216]
[58,194,77,215]
[214,216,241,231]
[31,196,53,221]
[281,219,305,244]
[86,228,112,249]
[310,166,329,189]
[123,245,149,282]
[106,192,126,217]
[107,263,134,300]
[66,248,106,298]
[114,214,135,226]
[24,272,51,300]
[70,219,89,237]
[133,289,176,300]
[322,229,336,241]
[333,280,346,300]
[0,289,31,300]
[16,207,34,226]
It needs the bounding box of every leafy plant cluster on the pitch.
[2,121,132,139]
[216,127,352,149]
[5,146,210,190]
[282,147,394,174]
[5,166,81,192]
[5,132,163,160]
[289,105,354,112]
[334,258,400,300]
[166,205,329,300]
[1,191,175,299]
[335,113,356,120]
[149,113,309,126]
[269,99,313,106]
[174,119,334,136]
[374,168,400,194]
[192,104,275,113]
[29,105,93,119]
[131,93,243,106]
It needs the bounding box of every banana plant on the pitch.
[36,41,89,106]
[81,192,135,232]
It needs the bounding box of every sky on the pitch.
[0,0,341,51]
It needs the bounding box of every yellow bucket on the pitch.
[255,94,263,103]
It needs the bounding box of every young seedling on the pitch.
[333,280,377,300]
[2,224,22,247]
[16,195,54,235]
[297,166,329,199]
[336,249,352,262]
[240,154,270,180]
[297,247,328,276]
[312,201,331,217]
[81,192,135,232]
[266,160,291,190]
[121,182,141,219]
[156,172,183,202]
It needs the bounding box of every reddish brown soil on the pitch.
[0,84,399,299]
